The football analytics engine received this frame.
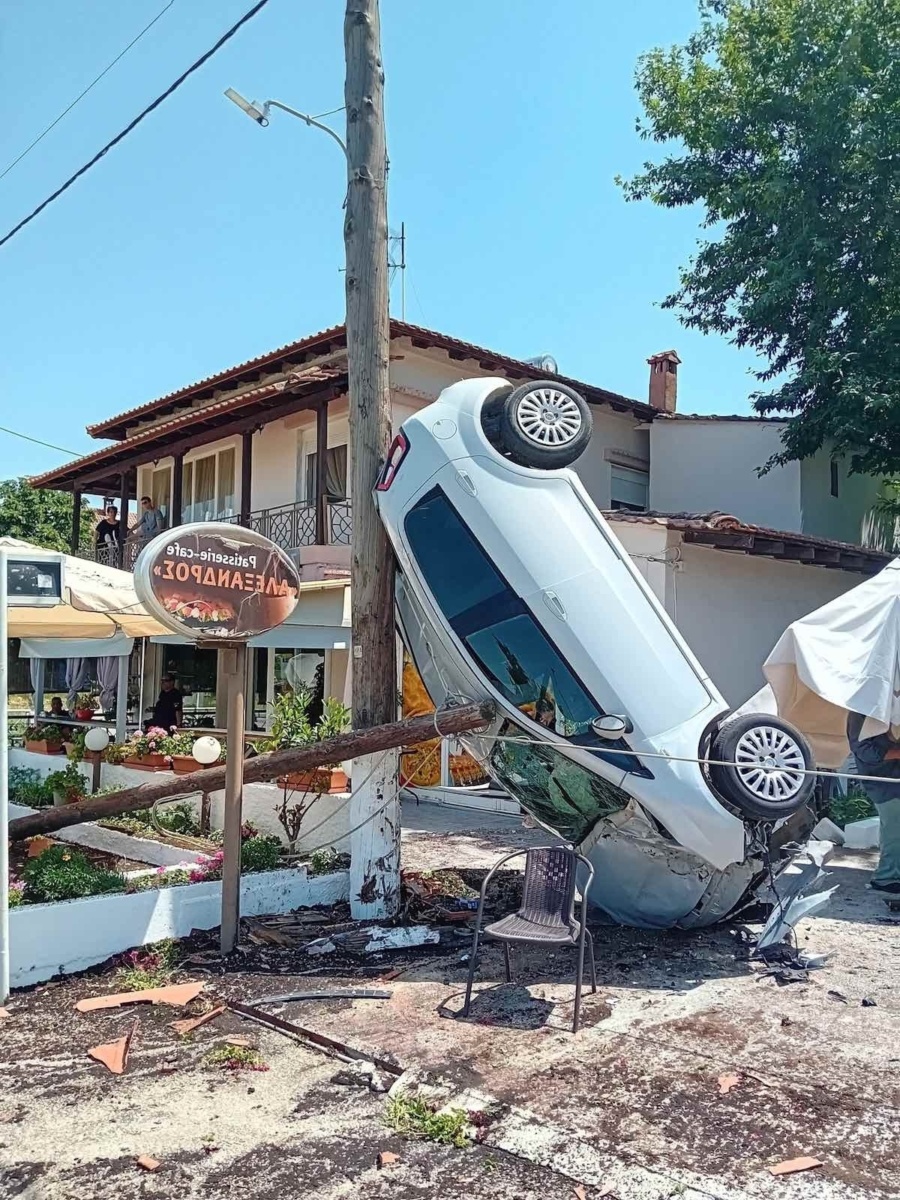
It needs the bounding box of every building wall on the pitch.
[800,453,882,547]
[649,420,802,530]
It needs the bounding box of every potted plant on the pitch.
[45,761,88,806]
[74,693,97,722]
[23,724,66,755]
[122,727,174,771]
[64,728,86,761]
[266,690,350,793]
[166,731,222,774]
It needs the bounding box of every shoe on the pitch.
[868,879,900,895]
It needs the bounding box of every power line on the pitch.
[0,0,272,251]
[0,0,177,183]
[0,425,80,457]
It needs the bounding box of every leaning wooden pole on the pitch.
[8,704,492,842]
[344,0,398,919]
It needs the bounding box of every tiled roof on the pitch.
[86,319,654,440]
[657,412,784,423]
[606,510,890,574]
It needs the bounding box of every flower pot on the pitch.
[328,769,349,794]
[75,709,95,721]
[125,753,168,771]
[170,754,202,775]
[63,742,77,758]
[277,768,332,793]
[52,789,83,807]
[24,739,65,755]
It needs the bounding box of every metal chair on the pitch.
[462,846,596,1033]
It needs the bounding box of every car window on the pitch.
[488,721,631,843]
[404,486,647,771]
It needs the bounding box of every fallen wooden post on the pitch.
[9,703,492,841]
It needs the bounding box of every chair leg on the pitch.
[503,942,512,983]
[462,924,482,1018]
[586,930,597,994]
[573,924,587,1034]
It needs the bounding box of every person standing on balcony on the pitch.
[128,495,165,554]
[94,504,121,562]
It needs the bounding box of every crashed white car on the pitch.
[375,377,816,928]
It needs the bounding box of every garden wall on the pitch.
[10,748,351,851]
[10,866,349,988]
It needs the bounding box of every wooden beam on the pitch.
[71,490,82,554]
[171,450,184,529]
[752,538,785,556]
[240,431,253,524]
[118,470,131,568]
[8,703,493,841]
[688,531,755,550]
[812,547,841,566]
[840,553,865,571]
[315,400,328,544]
[781,544,815,561]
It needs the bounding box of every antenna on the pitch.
[388,222,406,320]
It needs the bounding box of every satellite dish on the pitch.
[525,354,559,374]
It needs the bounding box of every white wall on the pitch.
[800,454,882,547]
[573,412,649,510]
[649,420,802,530]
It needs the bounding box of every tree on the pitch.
[620,0,900,475]
[0,477,91,552]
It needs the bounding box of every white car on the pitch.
[375,377,816,928]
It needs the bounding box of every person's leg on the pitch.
[872,796,900,886]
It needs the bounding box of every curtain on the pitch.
[96,657,120,712]
[217,447,236,516]
[65,658,92,708]
[29,659,41,690]
[194,454,216,520]
[306,445,348,504]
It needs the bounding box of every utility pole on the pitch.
[343,0,399,919]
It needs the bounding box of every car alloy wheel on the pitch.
[733,724,807,802]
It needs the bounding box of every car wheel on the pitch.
[497,381,592,469]
[708,714,815,821]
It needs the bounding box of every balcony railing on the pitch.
[79,499,352,568]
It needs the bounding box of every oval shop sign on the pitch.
[134,522,301,641]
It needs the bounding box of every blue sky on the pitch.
[0,0,762,483]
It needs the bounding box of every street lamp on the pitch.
[224,88,347,156]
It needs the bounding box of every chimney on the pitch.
[647,350,681,413]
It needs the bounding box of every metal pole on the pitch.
[33,657,45,720]
[219,643,247,954]
[0,551,10,1001]
[115,654,129,743]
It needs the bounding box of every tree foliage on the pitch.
[0,477,92,552]
[621,0,900,475]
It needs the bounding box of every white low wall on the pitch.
[8,802,206,868]
[10,748,351,851]
[10,866,349,988]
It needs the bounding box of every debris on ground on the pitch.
[75,981,203,1012]
[716,1072,741,1095]
[255,988,392,1005]
[202,1044,268,1072]
[768,1156,824,1176]
[0,1007,9,1019]
[87,1019,137,1075]
[306,924,442,956]
[377,1150,400,1168]
[169,1004,226,1036]
[401,868,479,922]
[135,1155,162,1173]
[331,1059,394,1093]
[862,996,878,1007]
[573,1186,588,1200]
[828,989,849,1003]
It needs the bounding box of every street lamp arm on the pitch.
[265,101,347,157]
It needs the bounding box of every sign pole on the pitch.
[219,643,247,954]
[0,551,10,1002]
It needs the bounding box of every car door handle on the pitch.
[543,590,567,620]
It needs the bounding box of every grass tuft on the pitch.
[202,1044,269,1072]
[385,1092,469,1148]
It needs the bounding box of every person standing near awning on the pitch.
[847,711,900,894]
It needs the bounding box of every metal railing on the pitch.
[79,499,352,567]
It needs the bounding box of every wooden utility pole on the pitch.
[343,0,399,919]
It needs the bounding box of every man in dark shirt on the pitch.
[151,675,183,732]
[846,710,900,893]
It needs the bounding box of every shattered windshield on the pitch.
[487,721,631,844]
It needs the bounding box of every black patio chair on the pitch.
[462,845,596,1033]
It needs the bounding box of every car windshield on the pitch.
[404,486,639,769]
[487,721,631,843]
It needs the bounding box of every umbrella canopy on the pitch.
[1,537,166,639]
[756,559,900,767]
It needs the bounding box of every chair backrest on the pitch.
[519,847,578,928]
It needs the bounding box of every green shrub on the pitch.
[8,767,53,808]
[308,847,350,876]
[240,835,281,874]
[22,846,124,903]
[44,762,88,802]
[829,786,878,828]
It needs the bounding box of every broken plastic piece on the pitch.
[377,1151,400,1168]
[169,1005,226,1036]
[573,1187,588,1200]
[768,1156,823,1176]
[76,982,203,1012]
[87,1020,137,1075]
[717,1072,741,1094]
[136,1155,162,1172]
[306,925,440,956]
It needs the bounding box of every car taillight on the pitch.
[376,431,409,491]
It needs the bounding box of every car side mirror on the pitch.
[591,714,633,739]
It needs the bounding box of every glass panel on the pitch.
[160,646,218,726]
[487,721,631,844]
[151,467,171,523]
[181,461,193,523]
[217,447,236,518]
[610,465,649,512]
[193,454,216,522]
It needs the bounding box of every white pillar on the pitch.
[33,657,45,718]
[349,748,401,919]
[264,647,276,731]
[115,654,129,742]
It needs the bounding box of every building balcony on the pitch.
[80,499,352,571]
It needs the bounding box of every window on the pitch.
[141,465,171,522]
[404,487,640,768]
[830,459,840,498]
[181,447,237,522]
[610,465,649,512]
[305,445,348,505]
[488,720,631,844]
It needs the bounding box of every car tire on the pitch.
[496,381,593,469]
[708,714,815,821]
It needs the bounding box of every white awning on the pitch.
[19,634,134,659]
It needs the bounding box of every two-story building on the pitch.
[29,321,891,731]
